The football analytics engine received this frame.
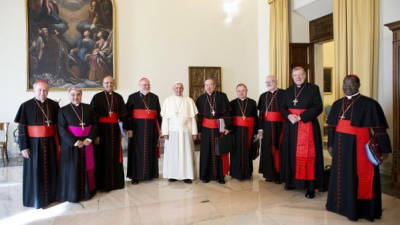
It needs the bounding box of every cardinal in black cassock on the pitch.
[196,79,232,184]
[229,84,258,180]
[124,78,161,184]
[326,75,392,221]
[90,76,128,192]
[58,88,97,202]
[258,76,285,183]
[280,67,324,198]
[14,81,60,208]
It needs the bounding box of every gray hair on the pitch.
[68,86,82,94]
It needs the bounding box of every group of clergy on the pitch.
[15,66,392,222]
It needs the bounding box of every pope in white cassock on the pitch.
[161,82,198,183]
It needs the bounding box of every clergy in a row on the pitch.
[326,75,391,221]
[258,75,284,184]
[90,76,128,192]
[196,79,232,184]
[161,82,198,183]
[124,78,162,185]
[58,87,97,202]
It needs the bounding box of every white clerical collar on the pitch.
[268,88,277,93]
[239,98,247,101]
[72,103,80,107]
[140,91,148,96]
[345,92,360,99]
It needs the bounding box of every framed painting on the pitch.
[26,0,116,90]
[323,67,332,94]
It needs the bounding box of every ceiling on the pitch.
[291,0,333,21]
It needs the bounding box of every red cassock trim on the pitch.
[201,117,230,176]
[335,119,374,200]
[233,116,254,149]
[264,111,284,122]
[264,111,284,172]
[99,112,119,123]
[27,125,60,164]
[132,109,161,158]
[288,109,315,181]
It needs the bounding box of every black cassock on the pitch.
[90,91,128,191]
[15,98,60,208]
[196,91,232,181]
[229,98,258,180]
[58,103,97,202]
[280,83,324,190]
[258,89,284,182]
[326,95,392,221]
[125,92,161,180]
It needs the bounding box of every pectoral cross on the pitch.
[79,122,86,131]
[293,98,298,106]
[109,111,113,117]
[45,120,51,126]
[212,110,215,116]
[242,115,246,120]
[340,114,345,120]
[146,109,150,114]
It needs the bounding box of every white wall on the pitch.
[379,0,400,138]
[0,0,269,121]
[378,0,400,175]
[0,0,269,155]
[289,10,310,43]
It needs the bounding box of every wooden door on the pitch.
[386,21,400,187]
[189,67,221,101]
[289,43,314,84]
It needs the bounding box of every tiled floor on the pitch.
[0,154,399,225]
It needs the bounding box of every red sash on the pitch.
[335,120,374,200]
[202,118,219,129]
[99,112,123,163]
[289,108,315,180]
[99,112,118,123]
[201,117,230,176]
[264,111,284,122]
[27,125,60,164]
[132,109,161,158]
[233,116,254,149]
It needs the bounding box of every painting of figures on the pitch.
[27,0,115,89]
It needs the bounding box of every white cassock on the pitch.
[161,95,198,180]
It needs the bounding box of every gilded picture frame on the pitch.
[26,0,117,90]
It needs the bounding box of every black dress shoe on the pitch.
[265,178,273,182]
[305,190,315,199]
[131,179,139,185]
[284,185,295,190]
[168,178,178,182]
[202,179,210,183]
[184,179,192,184]
[274,178,282,184]
[218,179,225,184]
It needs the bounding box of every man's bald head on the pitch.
[33,80,49,102]
[138,77,151,94]
[103,75,114,92]
[265,75,277,91]
[173,82,184,96]
[204,78,216,95]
